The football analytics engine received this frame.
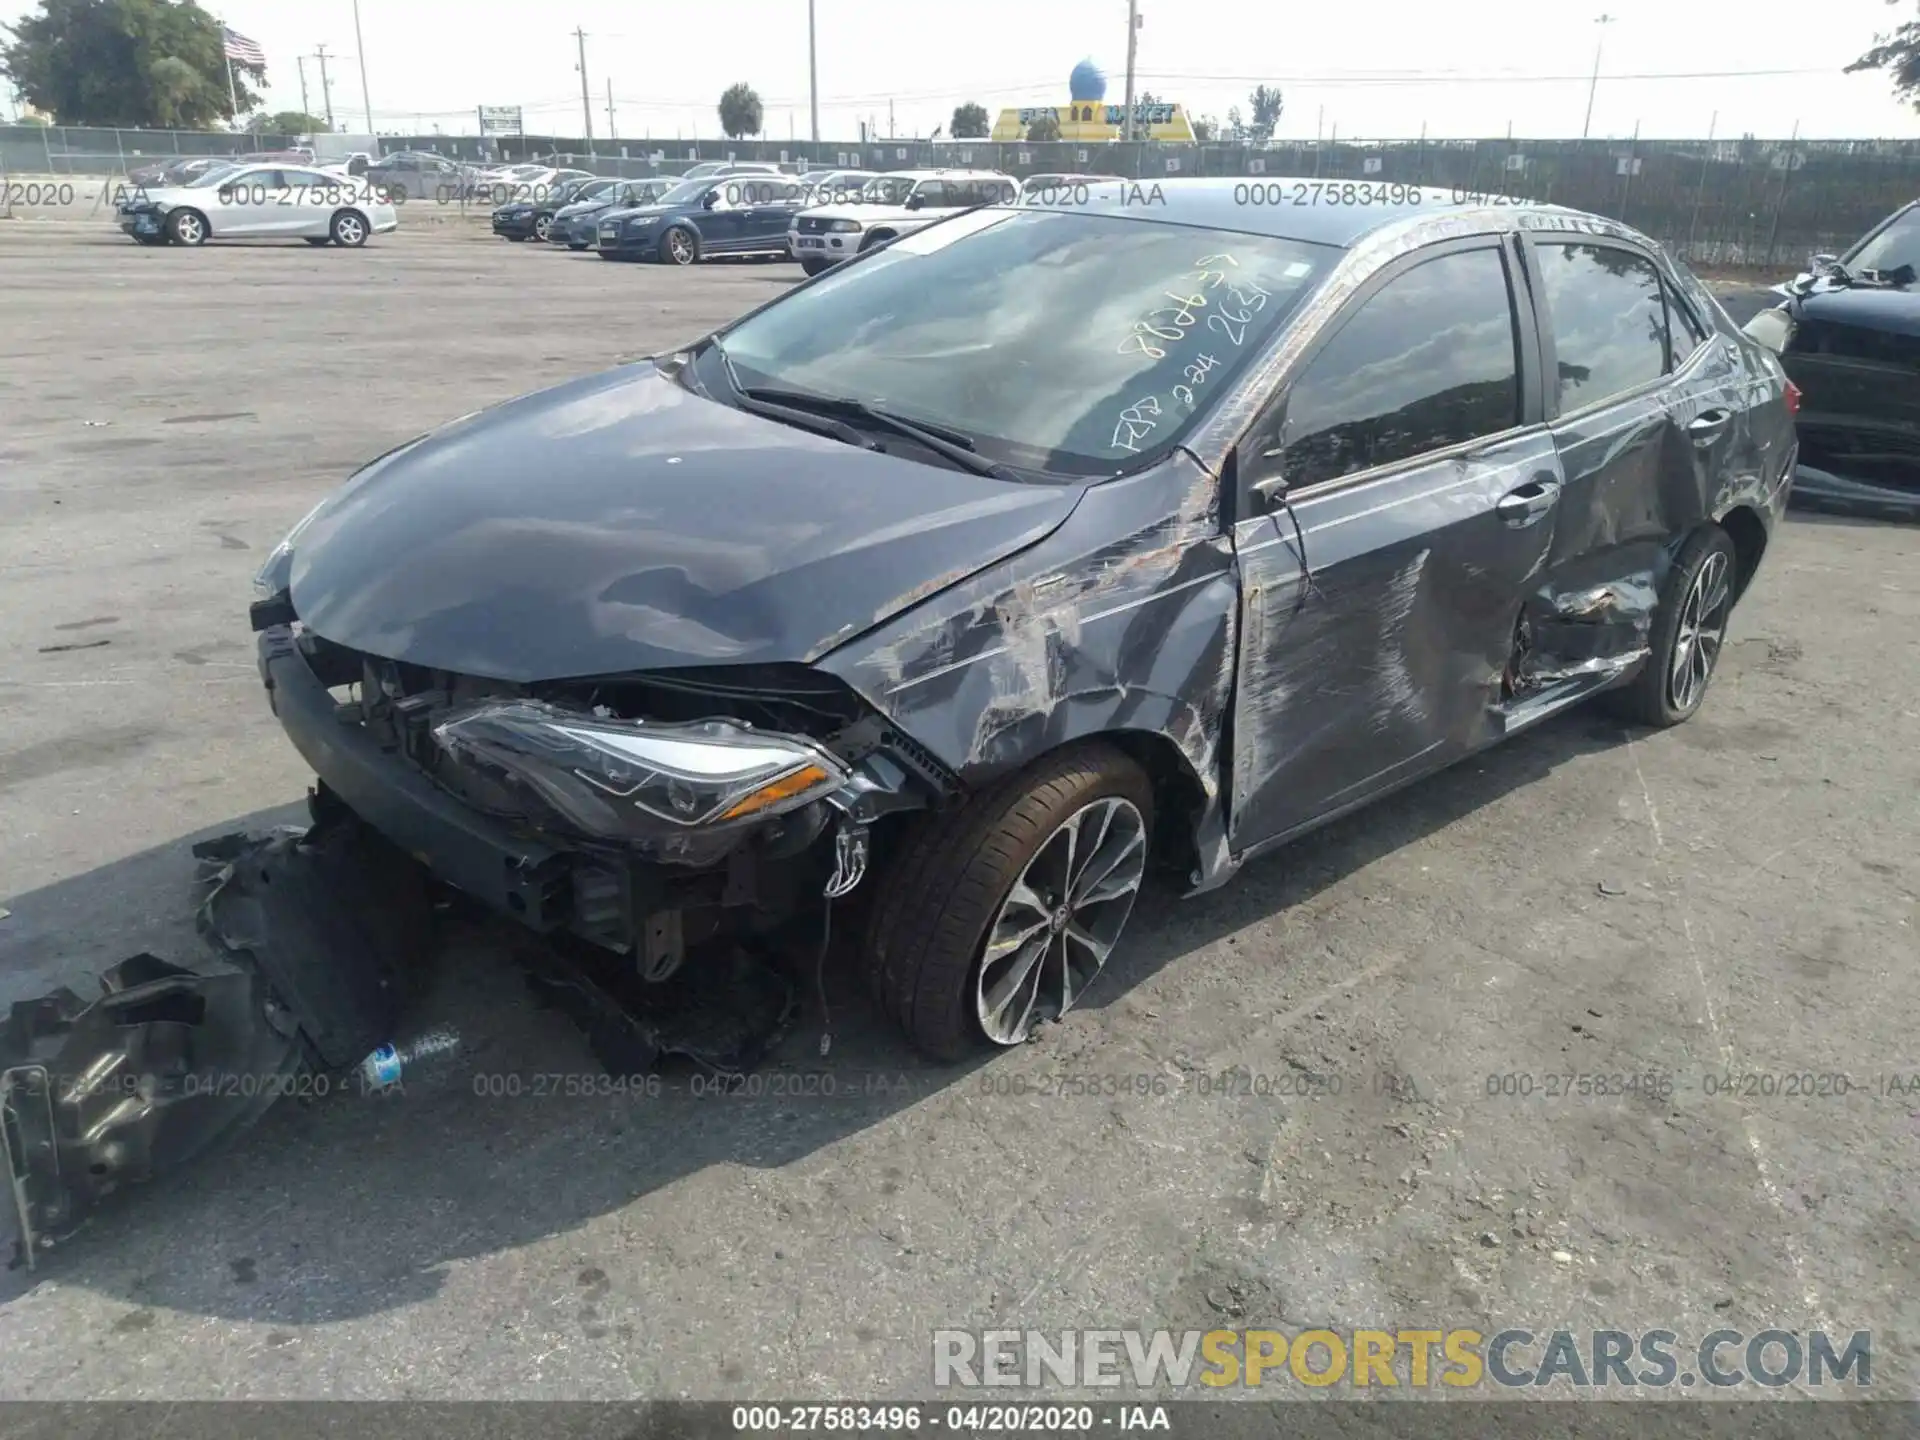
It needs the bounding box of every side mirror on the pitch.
[904,194,924,210]
[1808,252,1839,276]
[702,189,719,209]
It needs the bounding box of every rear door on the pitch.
[743,179,807,247]
[1228,235,1562,851]
[1519,236,1725,684]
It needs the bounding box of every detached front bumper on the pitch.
[118,206,163,239]
[1790,460,1920,522]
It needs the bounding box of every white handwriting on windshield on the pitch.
[1171,352,1221,409]
[1110,395,1163,454]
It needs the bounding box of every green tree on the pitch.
[259,109,328,133]
[1225,105,1245,142]
[1247,83,1284,143]
[0,0,262,128]
[717,81,763,138]
[1191,113,1220,143]
[950,101,989,138]
[1847,0,1920,106]
[1025,110,1061,142]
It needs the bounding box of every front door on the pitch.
[1228,237,1562,851]
[696,183,751,252]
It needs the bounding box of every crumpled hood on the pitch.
[288,364,1083,682]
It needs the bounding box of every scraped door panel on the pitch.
[1228,432,1562,850]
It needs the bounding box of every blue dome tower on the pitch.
[1069,59,1108,103]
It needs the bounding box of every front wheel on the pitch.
[863,744,1153,1061]
[533,215,553,241]
[166,208,208,245]
[800,256,831,276]
[330,209,369,247]
[1602,525,1738,727]
[659,225,698,266]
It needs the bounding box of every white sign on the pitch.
[1615,155,1642,176]
[1363,155,1383,174]
[477,105,523,137]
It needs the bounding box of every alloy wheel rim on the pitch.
[975,796,1147,1046]
[338,216,363,243]
[669,231,693,264]
[1669,549,1731,712]
[535,216,551,240]
[179,215,203,242]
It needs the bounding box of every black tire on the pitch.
[658,224,699,266]
[304,237,330,247]
[165,208,208,246]
[568,241,588,251]
[505,234,525,242]
[860,230,894,253]
[862,743,1154,1061]
[1601,525,1738,727]
[800,256,831,276]
[330,209,370,247]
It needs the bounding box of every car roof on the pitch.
[873,168,1011,182]
[1009,175,1629,250]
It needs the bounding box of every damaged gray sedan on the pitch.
[250,180,1795,1060]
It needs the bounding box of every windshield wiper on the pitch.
[734,386,1016,480]
[710,345,881,453]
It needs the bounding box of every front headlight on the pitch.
[626,215,657,230]
[826,219,862,233]
[432,700,848,840]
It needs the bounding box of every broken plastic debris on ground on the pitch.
[1,807,798,1270]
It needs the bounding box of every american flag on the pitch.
[222,27,266,67]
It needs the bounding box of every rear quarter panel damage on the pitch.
[817,452,1236,864]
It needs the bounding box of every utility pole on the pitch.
[807,0,820,144]
[574,27,594,146]
[351,0,374,134]
[605,78,616,140]
[297,56,311,122]
[889,98,895,138]
[1121,0,1140,142]
[313,45,336,132]
[1581,13,1615,140]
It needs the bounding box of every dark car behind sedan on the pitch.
[1745,200,1919,520]
[492,177,611,241]
[253,180,1792,1063]
[594,175,810,263]
[550,178,672,248]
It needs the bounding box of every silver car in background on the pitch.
[115,162,400,247]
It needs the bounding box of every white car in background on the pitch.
[114,162,399,247]
[786,169,1016,275]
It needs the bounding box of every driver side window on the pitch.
[1251,244,1523,493]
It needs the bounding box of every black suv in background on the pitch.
[1747,199,1919,520]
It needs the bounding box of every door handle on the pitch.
[1496,477,1561,527]
[1687,408,1733,445]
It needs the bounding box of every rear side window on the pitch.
[1535,242,1669,411]
[1278,246,1522,488]
[913,181,950,207]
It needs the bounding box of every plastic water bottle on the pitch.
[358,1027,461,1093]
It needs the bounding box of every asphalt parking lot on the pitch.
[0,223,1916,1402]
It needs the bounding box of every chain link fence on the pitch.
[6,124,1917,267]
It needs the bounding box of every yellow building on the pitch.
[991,60,1195,144]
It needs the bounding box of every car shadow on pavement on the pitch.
[0,704,1632,1324]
